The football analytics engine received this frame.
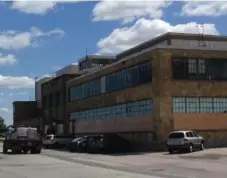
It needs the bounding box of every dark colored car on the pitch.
[88,134,132,153]
[68,136,91,152]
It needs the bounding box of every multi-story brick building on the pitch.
[66,32,227,147]
[13,101,41,128]
[42,74,80,135]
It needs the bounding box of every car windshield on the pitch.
[169,132,184,139]
[73,137,83,142]
[44,135,53,139]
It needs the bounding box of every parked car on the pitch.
[43,134,55,149]
[76,136,91,152]
[43,134,74,149]
[87,134,132,153]
[67,136,90,152]
[166,130,205,154]
[87,135,104,153]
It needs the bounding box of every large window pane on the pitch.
[70,99,153,122]
[188,59,197,74]
[172,97,186,113]
[186,97,200,113]
[200,97,213,113]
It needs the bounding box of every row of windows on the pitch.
[42,91,62,109]
[69,78,101,101]
[172,58,227,80]
[70,99,152,121]
[69,61,152,102]
[173,97,227,113]
[105,61,152,93]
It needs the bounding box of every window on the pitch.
[69,78,101,101]
[69,60,152,102]
[198,59,206,74]
[168,132,184,139]
[192,132,199,137]
[172,58,188,79]
[70,99,152,121]
[188,59,197,74]
[172,97,186,113]
[213,98,227,113]
[106,61,152,93]
[55,91,62,106]
[173,97,227,114]
[172,57,227,81]
[199,97,213,113]
[186,97,199,113]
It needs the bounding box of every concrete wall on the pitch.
[35,77,54,108]
[42,74,80,135]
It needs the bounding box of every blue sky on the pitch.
[0,1,226,125]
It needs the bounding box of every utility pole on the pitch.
[33,76,38,101]
[196,24,206,47]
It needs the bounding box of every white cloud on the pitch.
[0,108,9,113]
[92,1,172,23]
[181,2,227,16]
[8,92,28,96]
[0,27,65,51]
[0,75,35,89]
[0,53,17,66]
[42,74,52,78]
[97,18,219,54]
[11,1,58,15]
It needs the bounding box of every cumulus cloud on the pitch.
[0,27,65,51]
[181,1,227,17]
[97,18,219,54]
[92,1,171,23]
[0,108,9,113]
[11,1,58,15]
[0,75,35,89]
[0,53,17,66]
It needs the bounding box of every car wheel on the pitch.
[188,144,193,153]
[3,146,8,154]
[168,149,173,154]
[200,142,204,150]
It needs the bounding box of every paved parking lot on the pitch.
[1,143,227,178]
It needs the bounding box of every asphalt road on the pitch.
[1,144,227,178]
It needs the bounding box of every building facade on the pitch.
[13,101,40,128]
[35,77,54,108]
[66,33,227,147]
[78,55,116,72]
[42,74,80,135]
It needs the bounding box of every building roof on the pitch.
[13,101,36,104]
[42,73,81,86]
[116,32,227,60]
[77,55,116,63]
[67,32,227,86]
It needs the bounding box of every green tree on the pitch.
[0,117,6,134]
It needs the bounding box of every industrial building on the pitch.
[41,57,117,135]
[41,73,81,135]
[66,32,227,147]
